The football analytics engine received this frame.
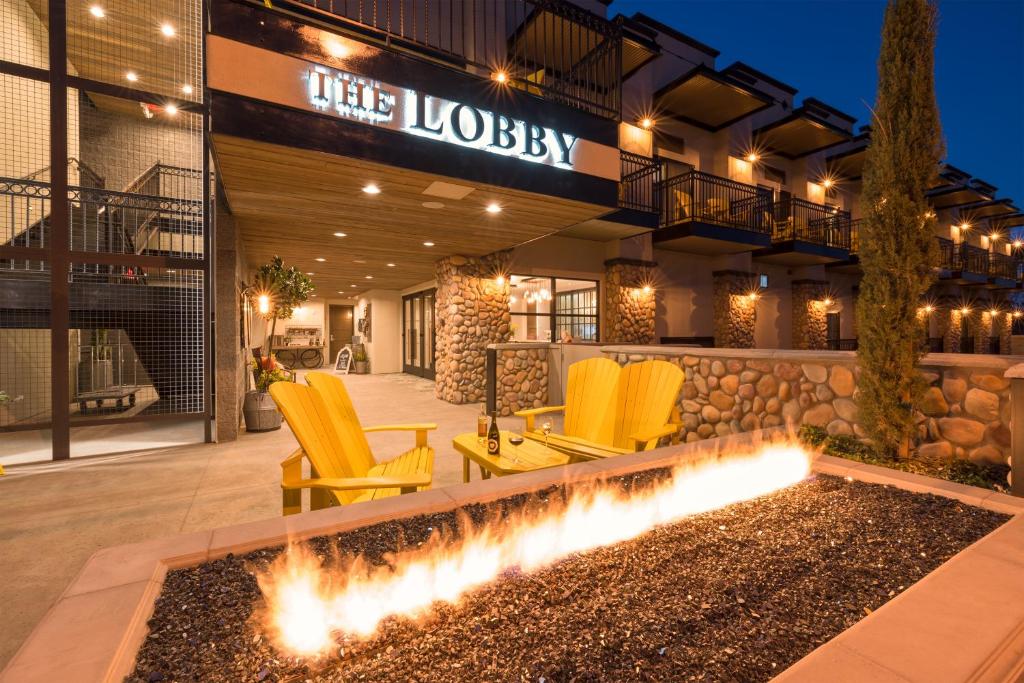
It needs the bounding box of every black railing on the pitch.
[826,338,858,351]
[618,151,661,213]
[287,0,622,118]
[771,198,851,249]
[659,170,771,233]
[988,252,1017,280]
[954,244,989,274]
[849,218,862,254]
[936,237,955,269]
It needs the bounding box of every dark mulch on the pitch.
[128,474,1007,683]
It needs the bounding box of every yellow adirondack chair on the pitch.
[521,359,684,458]
[269,374,435,515]
[515,356,621,445]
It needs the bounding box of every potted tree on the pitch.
[353,349,369,374]
[243,256,314,432]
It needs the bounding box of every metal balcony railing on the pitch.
[826,338,858,351]
[618,151,661,213]
[954,244,989,275]
[988,252,1017,280]
[285,0,622,119]
[936,237,955,270]
[849,218,862,254]
[658,170,771,233]
[771,198,851,249]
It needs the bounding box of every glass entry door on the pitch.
[403,289,436,378]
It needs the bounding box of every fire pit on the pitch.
[123,441,1007,683]
[4,431,1023,683]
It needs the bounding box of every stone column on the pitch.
[998,312,1013,355]
[435,251,512,404]
[791,279,829,350]
[604,258,656,344]
[214,201,245,442]
[712,270,757,348]
[940,304,963,354]
[971,308,992,355]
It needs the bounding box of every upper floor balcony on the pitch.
[280,0,624,119]
[935,238,1020,288]
[755,197,852,265]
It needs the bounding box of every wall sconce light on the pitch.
[960,307,970,315]
[923,305,934,314]
[990,309,1000,317]
[745,152,759,163]
[822,298,833,307]
[642,285,652,294]
[639,117,654,130]
[492,70,508,84]
[257,294,271,315]
[1014,311,1022,318]
[495,275,506,287]
[821,178,834,189]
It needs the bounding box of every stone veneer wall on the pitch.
[791,280,829,350]
[492,343,549,416]
[603,346,1017,466]
[435,251,511,404]
[604,258,656,344]
[712,270,756,348]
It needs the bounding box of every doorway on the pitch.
[328,305,355,364]
[403,289,436,378]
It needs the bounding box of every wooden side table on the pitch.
[452,431,570,482]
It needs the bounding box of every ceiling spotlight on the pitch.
[125,71,139,82]
[745,153,759,163]
[306,272,315,275]
[181,84,193,95]
[639,117,654,130]
[485,202,502,214]
[822,178,834,189]
[423,241,435,247]
[990,232,1001,241]
[89,5,105,18]
[160,22,176,37]
[350,284,358,288]
[365,275,373,279]
[164,104,178,116]
[362,183,381,194]
[493,70,508,84]
[333,232,347,237]
[1014,240,1024,249]
[315,257,326,262]
[387,263,396,267]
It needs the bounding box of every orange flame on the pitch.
[257,441,812,656]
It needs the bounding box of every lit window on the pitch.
[509,276,598,342]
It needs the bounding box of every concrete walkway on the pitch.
[0,373,543,669]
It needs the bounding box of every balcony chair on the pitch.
[516,359,684,460]
[269,373,436,515]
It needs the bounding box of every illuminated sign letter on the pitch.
[309,70,331,107]
[553,132,578,165]
[524,123,548,158]
[412,92,443,135]
[492,113,516,150]
[375,88,393,117]
[450,104,485,143]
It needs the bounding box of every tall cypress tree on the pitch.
[857,0,944,458]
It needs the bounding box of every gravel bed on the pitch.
[128,474,1007,682]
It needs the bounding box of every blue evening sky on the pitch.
[608,0,1024,205]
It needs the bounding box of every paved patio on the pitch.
[0,372,551,669]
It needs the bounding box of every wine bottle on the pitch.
[487,411,500,456]
[477,404,488,444]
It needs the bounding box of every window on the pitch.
[509,275,599,342]
[758,273,769,288]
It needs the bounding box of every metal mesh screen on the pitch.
[0,262,51,434]
[70,264,205,418]
[1,0,49,69]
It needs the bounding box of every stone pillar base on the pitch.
[604,258,656,344]
[792,279,829,350]
[712,270,758,348]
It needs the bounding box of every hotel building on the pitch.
[2,0,1021,463]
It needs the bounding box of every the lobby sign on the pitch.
[307,67,579,171]
[205,35,619,182]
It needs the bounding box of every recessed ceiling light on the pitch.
[311,294,317,297]
[160,22,176,37]
[164,104,178,116]
[353,259,367,264]
[422,201,445,209]
[181,84,193,95]
[485,202,502,214]
[89,5,105,18]
[315,257,326,262]
[423,241,435,247]
[338,290,344,294]
[333,232,347,237]
[350,284,358,288]
[365,275,373,279]
[362,183,381,195]
[125,71,138,82]
[306,272,314,275]
[387,263,396,267]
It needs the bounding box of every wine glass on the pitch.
[508,434,525,465]
[541,420,553,447]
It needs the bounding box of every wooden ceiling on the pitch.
[26,0,200,102]
[213,135,613,296]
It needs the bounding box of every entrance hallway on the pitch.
[0,373,561,669]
